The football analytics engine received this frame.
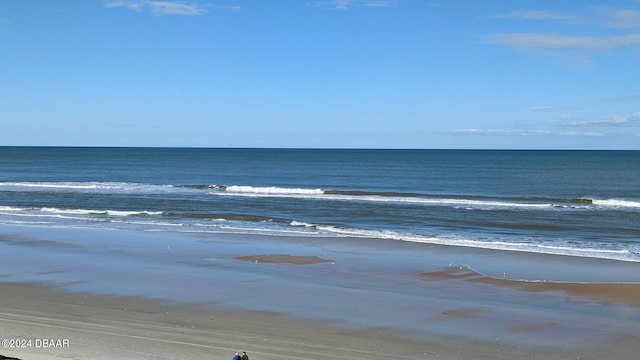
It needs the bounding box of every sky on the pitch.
[1,0,639,149]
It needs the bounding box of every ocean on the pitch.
[1,147,639,262]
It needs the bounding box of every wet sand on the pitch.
[235,254,333,265]
[419,266,640,307]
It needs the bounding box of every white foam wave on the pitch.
[110,219,183,227]
[592,199,640,208]
[1,204,637,262]
[2,182,638,212]
[286,222,640,263]
[1,182,104,190]
[39,207,163,217]
[214,186,640,211]
[0,206,23,212]
[223,185,324,195]
[290,221,317,228]
[215,189,553,209]
[1,206,162,217]
[0,181,181,194]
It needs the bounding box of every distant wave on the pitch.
[207,184,632,210]
[324,189,426,197]
[2,182,105,190]
[0,206,287,226]
[592,199,640,208]
[187,184,324,195]
[41,208,164,217]
[168,212,282,223]
[224,185,324,195]
[205,184,555,209]
[0,206,164,217]
[506,196,593,204]
[0,181,180,194]
[2,181,639,210]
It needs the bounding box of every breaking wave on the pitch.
[1,204,639,262]
[2,182,639,210]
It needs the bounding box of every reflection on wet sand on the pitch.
[435,307,489,320]
[235,254,333,265]
[419,266,640,307]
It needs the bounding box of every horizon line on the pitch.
[0,146,637,151]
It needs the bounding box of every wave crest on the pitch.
[592,199,640,208]
[222,185,324,195]
[2,182,639,210]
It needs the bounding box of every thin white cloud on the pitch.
[105,0,207,16]
[493,6,640,28]
[575,131,606,137]
[493,10,576,21]
[148,1,206,15]
[485,32,640,51]
[453,128,501,135]
[310,0,351,10]
[596,7,640,28]
[453,129,552,136]
[486,5,640,67]
[453,128,607,137]
[311,0,397,10]
[106,0,143,11]
[566,113,640,127]
[363,0,397,8]
[597,94,640,103]
[531,105,564,112]
[457,113,640,141]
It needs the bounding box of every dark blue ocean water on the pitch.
[1,147,639,261]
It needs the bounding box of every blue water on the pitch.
[1,147,639,261]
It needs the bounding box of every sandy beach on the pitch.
[0,282,566,360]
[1,281,431,360]
[3,280,637,360]
[1,225,640,359]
